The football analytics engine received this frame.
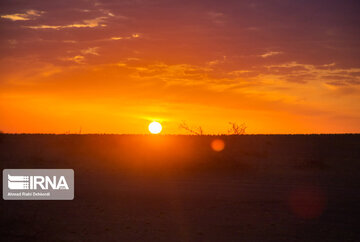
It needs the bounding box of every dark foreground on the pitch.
[1,134,360,241]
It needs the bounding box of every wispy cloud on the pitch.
[110,33,141,40]
[265,62,360,86]
[207,56,226,66]
[99,9,115,17]
[63,55,85,64]
[26,16,108,29]
[111,37,124,40]
[1,10,44,21]
[261,51,283,58]
[81,47,99,56]
[207,11,226,25]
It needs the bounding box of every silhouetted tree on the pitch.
[179,121,204,135]
[228,122,246,135]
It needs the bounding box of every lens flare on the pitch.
[211,139,225,152]
[288,186,327,219]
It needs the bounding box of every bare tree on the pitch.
[179,121,204,135]
[198,126,203,135]
[228,122,246,135]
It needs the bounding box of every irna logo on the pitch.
[3,169,74,200]
[8,174,69,190]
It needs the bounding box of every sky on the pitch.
[0,0,360,134]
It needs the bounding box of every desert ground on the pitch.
[1,134,359,241]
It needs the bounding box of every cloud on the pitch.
[26,16,108,29]
[264,62,360,86]
[323,62,336,67]
[116,63,127,67]
[126,62,247,92]
[208,12,224,18]
[111,37,124,40]
[1,10,44,21]
[100,9,115,17]
[127,62,211,84]
[63,55,85,64]
[63,40,77,44]
[207,11,226,25]
[261,51,282,58]
[81,47,99,56]
[110,33,141,40]
[207,56,226,66]
[265,62,313,70]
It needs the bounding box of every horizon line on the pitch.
[1,133,360,136]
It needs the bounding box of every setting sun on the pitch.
[148,121,162,134]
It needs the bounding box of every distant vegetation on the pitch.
[179,121,247,135]
[179,121,204,135]
[228,122,247,135]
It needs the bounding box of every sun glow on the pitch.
[148,121,162,134]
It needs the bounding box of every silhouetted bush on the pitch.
[228,122,246,135]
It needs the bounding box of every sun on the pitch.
[148,121,162,134]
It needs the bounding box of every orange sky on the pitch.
[0,0,360,134]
